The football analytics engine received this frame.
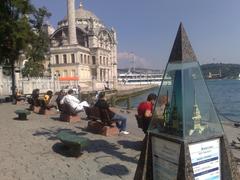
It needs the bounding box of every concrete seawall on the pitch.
[81,84,158,106]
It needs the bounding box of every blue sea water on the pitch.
[117,80,240,122]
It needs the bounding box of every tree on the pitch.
[21,60,45,77]
[27,6,51,62]
[22,6,51,78]
[0,0,51,102]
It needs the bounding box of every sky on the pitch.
[32,0,240,70]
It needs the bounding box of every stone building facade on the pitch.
[49,0,118,89]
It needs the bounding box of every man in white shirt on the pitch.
[60,89,89,114]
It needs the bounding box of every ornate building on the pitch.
[50,0,117,89]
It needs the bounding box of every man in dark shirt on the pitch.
[95,92,129,135]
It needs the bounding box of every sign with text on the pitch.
[152,137,181,180]
[189,138,221,180]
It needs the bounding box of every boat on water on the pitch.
[118,72,171,85]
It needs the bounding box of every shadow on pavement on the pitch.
[87,139,139,164]
[13,117,29,121]
[117,140,143,151]
[100,163,129,176]
[32,127,87,140]
[50,116,61,121]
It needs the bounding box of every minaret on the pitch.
[67,0,77,45]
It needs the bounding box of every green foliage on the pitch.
[21,60,44,77]
[0,0,33,64]
[27,6,51,62]
[0,0,51,97]
[0,1,51,64]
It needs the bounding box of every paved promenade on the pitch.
[0,102,239,180]
[0,103,145,180]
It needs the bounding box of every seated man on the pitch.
[15,89,26,102]
[40,90,58,109]
[137,93,157,133]
[95,92,129,135]
[56,90,66,112]
[60,89,89,115]
[28,89,40,106]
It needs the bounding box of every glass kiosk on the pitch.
[149,60,223,180]
[136,23,239,180]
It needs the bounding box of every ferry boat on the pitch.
[118,72,171,85]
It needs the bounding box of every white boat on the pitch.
[118,72,171,85]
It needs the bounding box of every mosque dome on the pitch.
[62,3,100,22]
[75,6,100,21]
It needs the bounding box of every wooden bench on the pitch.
[15,109,31,120]
[86,107,119,136]
[56,131,89,157]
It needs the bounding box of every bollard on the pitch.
[110,96,116,107]
[127,96,131,110]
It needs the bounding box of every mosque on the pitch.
[49,0,118,89]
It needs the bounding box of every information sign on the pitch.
[189,138,221,180]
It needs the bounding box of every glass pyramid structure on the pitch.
[149,23,224,141]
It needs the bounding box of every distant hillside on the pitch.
[201,63,240,79]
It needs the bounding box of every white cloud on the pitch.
[117,52,149,68]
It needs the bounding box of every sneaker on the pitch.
[120,130,130,135]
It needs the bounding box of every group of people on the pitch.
[28,88,89,115]
[93,91,157,135]
[27,87,157,135]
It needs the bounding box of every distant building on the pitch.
[208,69,222,79]
[49,0,118,89]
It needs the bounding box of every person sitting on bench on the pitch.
[60,89,89,115]
[56,90,66,112]
[27,89,40,106]
[14,89,26,103]
[39,90,57,110]
[137,93,157,134]
[94,92,129,135]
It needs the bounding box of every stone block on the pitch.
[15,100,25,105]
[87,120,119,136]
[87,121,104,134]
[39,108,56,115]
[33,106,41,113]
[102,126,119,136]
[60,113,81,123]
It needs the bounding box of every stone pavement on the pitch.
[0,102,144,180]
[0,102,239,180]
